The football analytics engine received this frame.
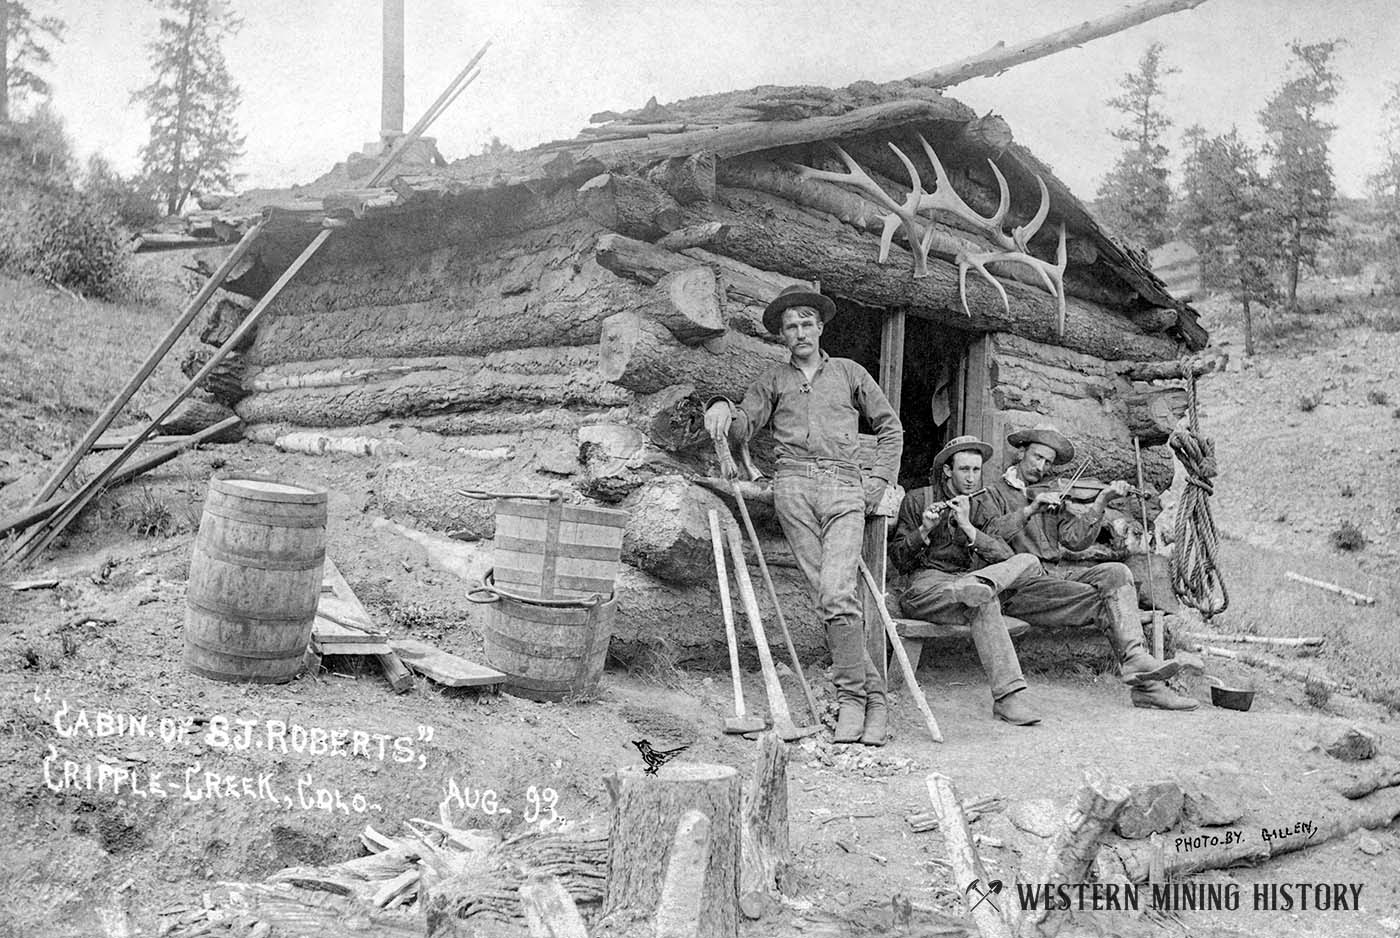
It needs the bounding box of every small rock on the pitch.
[1357,834,1384,856]
[1320,724,1380,762]
[1115,782,1184,839]
[1008,798,1060,838]
[1182,782,1245,827]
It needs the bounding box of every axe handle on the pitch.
[724,522,802,740]
[858,558,943,743]
[708,510,748,719]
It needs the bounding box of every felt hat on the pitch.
[931,435,994,480]
[761,285,837,335]
[1006,424,1075,465]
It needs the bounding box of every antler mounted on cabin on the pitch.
[794,136,1069,335]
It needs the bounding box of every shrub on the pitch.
[1304,676,1332,709]
[1369,388,1391,405]
[1298,390,1323,412]
[1330,520,1366,552]
[0,183,133,298]
[126,489,175,538]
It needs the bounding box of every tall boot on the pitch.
[830,633,868,744]
[1104,585,1181,684]
[860,687,888,746]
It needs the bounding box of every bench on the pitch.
[888,615,1031,691]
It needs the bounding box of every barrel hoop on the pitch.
[484,625,591,657]
[494,536,621,562]
[184,633,307,660]
[184,662,300,684]
[203,502,327,529]
[191,541,326,572]
[187,595,313,627]
[210,476,328,505]
[492,566,616,596]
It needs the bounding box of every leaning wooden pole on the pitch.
[26,221,265,508]
[3,231,331,568]
[908,0,1211,88]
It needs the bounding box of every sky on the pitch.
[29,0,1400,202]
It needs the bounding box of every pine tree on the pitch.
[1189,129,1280,356]
[134,0,245,215]
[1,0,66,123]
[1369,79,1400,266]
[1096,42,1177,250]
[1259,39,1343,308]
[1175,123,1212,268]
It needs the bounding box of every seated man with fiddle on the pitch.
[979,424,1197,711]
[889,436,1045,725]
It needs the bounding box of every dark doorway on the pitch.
[898,317,972,490]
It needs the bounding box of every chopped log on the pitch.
[739,732,790,921]
[1032,768,1129,924]
[600,313,787,398]
[955,113,1015,156]
[1114,786,1400,883]
[199,295,255,349]
[655,222,729,252]
[267,431,408,458]
[655,810,712,938]
[1179,631,1323,648]
[237,349,634,428]
[577,422,689,502]
[1285,571,1377,606]
[1119,348,1228,382]
[203,883,422,937]
[596,232,697,286]
[1124,306,1181,334]
[1192,644,1343,691]
[619,475,732,584]
[1124,386,1188,444]
[578,172,682,240]
[646,152,717,205]
[180,347,248,405]
[519,873,588,938]
[635,384,709,453]
[158,398,236,435]
[926,774,1015,938]
[681,248,814,309]
[603,764,741,938]
[908,0,1210,88]
[689,187,1184,362]
[644,267,725,344]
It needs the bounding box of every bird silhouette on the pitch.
[632,738,688,776]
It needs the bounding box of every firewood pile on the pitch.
[161,812,608,938]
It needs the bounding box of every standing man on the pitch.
[705,286,903,745]
[889,436,1044,725]
[981,424,1197,711]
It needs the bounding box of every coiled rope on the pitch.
[1168,373,1228,616]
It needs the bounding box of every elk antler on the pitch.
[915,134,1010,239]
[796,144,931,277]
[958,225,1068,334]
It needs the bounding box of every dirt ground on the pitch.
[4,282,1400,937]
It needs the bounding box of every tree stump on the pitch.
[602,763,741,938]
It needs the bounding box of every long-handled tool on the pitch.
[857,558,943,743]
[729,482,821,723]
[724,523,816,741]
[709,510,765,734]
[1133,436,1165,660]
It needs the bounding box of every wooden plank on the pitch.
[878,308,906,413]
[5,578,58,591]
[91,434,199,451]
[389,638,506,688]
[861,517,889,687]
[962,334,993,445]
[313,639,394,656]
[316,559,415,698]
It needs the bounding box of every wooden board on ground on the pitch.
[315,557,414,693]
[389,637,506,688]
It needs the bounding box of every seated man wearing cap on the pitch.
[705,286,903,746]
[979,424,1197,711]
[890,436,1045,725]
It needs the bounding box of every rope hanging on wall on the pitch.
[1168,373,1228,616]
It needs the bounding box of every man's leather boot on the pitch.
[992,688,1041,725]
[1105,585,1181,684]
[834,698,866,742]
[1131,681,1200,711]
[860,689,888,746]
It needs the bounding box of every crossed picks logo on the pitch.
[965,877,1005,914]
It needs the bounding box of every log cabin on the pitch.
[198,81,1210,666]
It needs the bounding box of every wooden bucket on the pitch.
[474,570,615,702]
[184,475,327,683]
[492,496,628,601]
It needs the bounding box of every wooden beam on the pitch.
[908,0,1212,88]
[879,309,905,413]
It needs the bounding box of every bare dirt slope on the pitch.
[3,278,1400,937]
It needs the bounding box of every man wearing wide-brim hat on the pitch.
[705,285,903,745]
[978,423,1197,710]
[889,435,1046,725]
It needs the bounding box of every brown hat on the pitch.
[932,435,994,480]
[1007,424,1075,465]
[761,285,837,335]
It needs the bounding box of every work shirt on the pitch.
[726,352,903,484]
[981,467,1105,563]
[889,482,1013,575]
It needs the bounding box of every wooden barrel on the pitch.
[184,475,327,683]
[479,574,616,702]
[493,497,628,601]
